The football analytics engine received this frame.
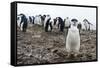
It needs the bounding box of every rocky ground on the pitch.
[17,24,97,65]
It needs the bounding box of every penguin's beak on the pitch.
[73,21,77,26]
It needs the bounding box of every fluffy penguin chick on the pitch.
[66,24,80,57]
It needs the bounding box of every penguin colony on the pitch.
[17,13,93,57]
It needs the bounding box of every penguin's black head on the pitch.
[71,19,78,26]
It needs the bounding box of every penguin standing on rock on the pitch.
[66,18,80,57]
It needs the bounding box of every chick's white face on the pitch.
[71,21,78,26]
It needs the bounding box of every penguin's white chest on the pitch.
[66,26,80,52]
[48,25,51,31]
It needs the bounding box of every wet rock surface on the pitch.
[17,25,97,65]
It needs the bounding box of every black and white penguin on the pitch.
[64,17,71,29]
[54,17,64,32]
[66,18,80,57]
[34,15,42,26]
[17,13,28,32]
[44,15,52,32]
[83,19,93,31]
[64,17,71,37]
